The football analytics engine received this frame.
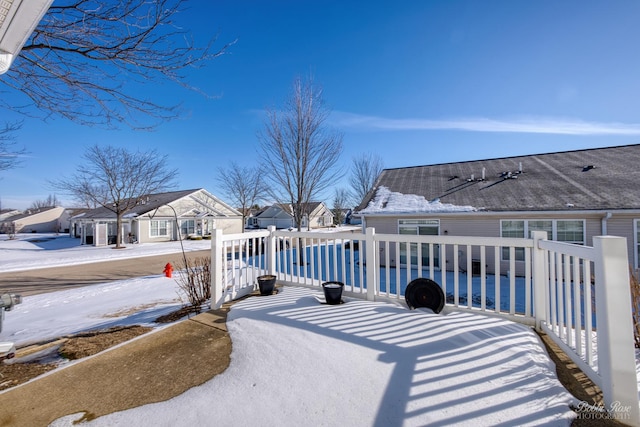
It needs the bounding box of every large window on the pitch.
[398,219,440,267]
[501,219,585,260]
[150,220,169,237]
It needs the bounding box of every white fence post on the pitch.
[267,225,276,276]
[365,227,376,301]
[593,236,640,425]
[531,231,547,330]
[211,228,224,309]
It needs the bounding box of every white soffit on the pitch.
[0,0,53,74]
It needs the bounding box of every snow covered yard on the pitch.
[49,286,577,426]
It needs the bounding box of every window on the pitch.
[398,219,440,267]
[180,219,195,236]
[150,220,169,237]
[556,220,584,244]
[501,219,585,260]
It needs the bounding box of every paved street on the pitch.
[0,250,211,296]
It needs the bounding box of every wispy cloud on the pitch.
[331,112,640,136]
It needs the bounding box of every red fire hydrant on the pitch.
[163,262,173,278]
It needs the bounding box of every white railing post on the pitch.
[365,227,376,301]
[531,231,547,331]
[211,228,224,309]
[267,225,277,276]
[593,236,640,425]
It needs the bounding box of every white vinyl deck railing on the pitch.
[211,226,640,425]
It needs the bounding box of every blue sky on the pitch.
[2,0,640,209]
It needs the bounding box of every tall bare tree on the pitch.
[52,145,178,248]
[0,122,26,172]
[216,162,267,232]
[258,76,343,231]
[2,0,233,129]
[350,153,384,205]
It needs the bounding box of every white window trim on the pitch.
[149,219,170,238]
[500,219,586,261]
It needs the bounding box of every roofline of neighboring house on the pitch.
[378,143,640,173]
[355,208,640,217]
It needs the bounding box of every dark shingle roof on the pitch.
[74,189,201,219]
[356,144,640,213]
[3,206,59,221]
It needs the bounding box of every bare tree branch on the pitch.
[258,76,343,231]
[350,153,384,204]
[0,122,27,172]
[1,0,234,129]
[51,145,178,247]
[216,162,267,232]
[29,194,61,209]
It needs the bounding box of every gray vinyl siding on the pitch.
[362,211,640,275]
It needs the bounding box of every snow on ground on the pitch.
[3,276,182,348]
[1,233,579,425]
[50,287,576,427]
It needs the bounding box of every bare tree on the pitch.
[216,162,267,232]
[350,153,384,204]
[0,122,26,172]
[52,145,178,248]
[258,76,343,232]
[1,0,234,129]
[332,188,351,226]
[29,194,61,209]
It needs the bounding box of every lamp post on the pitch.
[0,0,54,74]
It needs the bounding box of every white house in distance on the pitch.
[71,188,242,246]
[0,206,68,234]
[354,144,640,274]
[253,202,334,230]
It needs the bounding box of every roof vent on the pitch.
[582,165,595,172]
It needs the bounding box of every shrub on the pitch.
[174,256,211,313]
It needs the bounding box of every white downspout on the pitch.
[601,212,612,235]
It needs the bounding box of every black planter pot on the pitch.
[257,275,276,296]
[322,281,344,305]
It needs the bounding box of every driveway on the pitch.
[0,250,210,296]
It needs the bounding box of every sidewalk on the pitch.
[0,308,231,427]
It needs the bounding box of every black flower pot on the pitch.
[322,281,344,305]
[257,275,276,296]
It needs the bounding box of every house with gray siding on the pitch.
[71,189,242,246]
[354,144,640,274]
[254,202,334,230]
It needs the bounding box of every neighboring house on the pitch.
[354,144,640,272]
[245,206,267,229]
[71,189,243,246]
[255,202,334,230]
[0,209,21,221]
[0,207,66,234]
[344,209,362,225]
